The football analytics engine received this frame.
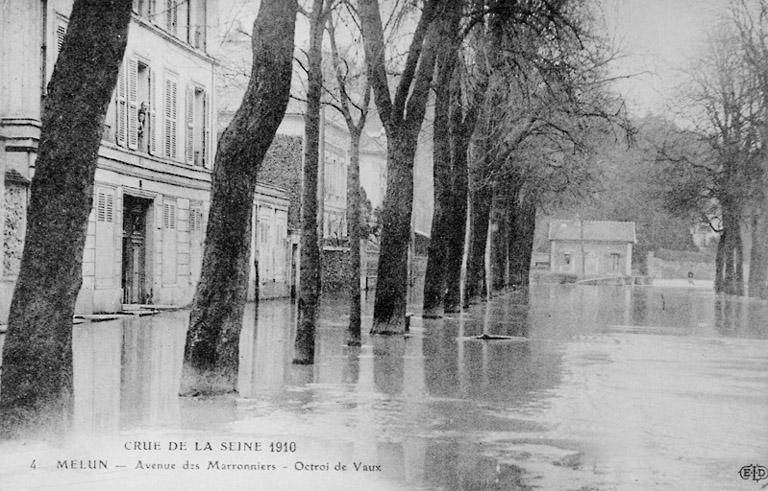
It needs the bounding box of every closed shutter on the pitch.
[166,0,177,34]
[164,77,178,159]
[127,58,139,150]
[148,68,158,155]
[116,64,127,146]
[162,199,178,284]
[185,86,194,165]
[162,202,176,230]
[190,205,203,282]
[54,17,68,62]
[95,188,115,288]
[203,91,210,167]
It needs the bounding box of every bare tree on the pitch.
[734,0,768,298]
[184,0,298,387]
[326,8,371,346]
[0,0,132,434]
[422,1,464,318]
[359,0,440,333]
[662,27,760,296]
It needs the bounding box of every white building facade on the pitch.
[0,0,290,317]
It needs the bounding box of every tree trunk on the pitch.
[184,0,297,385]
[422,12,459,318]
[518,197,537,287]
[715,231,726,293]
[464,173,492,306]
[733,225,744,296]
[346,130,362,345]
[293,0,326,364]
[443,91,481,313]
[442,132,470,313]
[359,0,439,334]
[372,134,418,333]
[749,210,768,298]
[0,0,132,433]
[489,186,509,293]
[721,209,744,296]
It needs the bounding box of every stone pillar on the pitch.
[0,0,43,119]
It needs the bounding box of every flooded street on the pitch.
[1,284,767,490]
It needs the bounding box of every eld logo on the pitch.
[739,464,768,482]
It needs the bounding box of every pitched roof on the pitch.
[548,219,636,243]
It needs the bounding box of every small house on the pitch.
[548,219,636,277]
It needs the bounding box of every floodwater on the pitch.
[1,284,767,490]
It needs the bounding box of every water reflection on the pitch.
[1,284,765,489]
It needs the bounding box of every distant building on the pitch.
[691,221,718,250]
[548,219,636,277]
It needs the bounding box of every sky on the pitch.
[600,0,732,118]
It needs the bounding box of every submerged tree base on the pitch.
[346,335,362,347]
[0,393,71,440]
[371,313,411,335]
[179,364,237,397]
[421,307,444,319]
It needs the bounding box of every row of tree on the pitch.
[657,0,768,298]
[0,0,626,432]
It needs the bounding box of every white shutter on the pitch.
[185,86,194,165]
[203,91,210,167]
[106,194,114,222]
[127,58,139,150]
[162,198,178,284]
[149,68,158,155]
[116,64,127,146]
[190,205,203,281]
[97,192,106,222]
[95,188,115,288]
[164,76,178,159]
[171,81,178,159]
[166,0,177,35]
[55,18,68,62]
[164,79,171,157]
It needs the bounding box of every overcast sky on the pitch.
[601,0,732,118]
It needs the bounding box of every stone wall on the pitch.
[646,251,714,280]
[3,182,26,277]
[321,248,349,292]
[258,134,303,229]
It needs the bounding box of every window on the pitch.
[163,202,176,229]
[46,14,69,92]
[96,192,114,223]
[164,75,178,159]
[54,15,68,61]
[185,85,208,166]
[189,0,207,49]
[162,198,178,285]
[94,188,116,288]
[190,203,204,281]
[563,253,571,265]
[323,149,347,201]
[610,253,620,273]
[114,59,157,154]
[189,208,203,232]
[136,0,157,19]
[166,0,178,35]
